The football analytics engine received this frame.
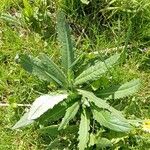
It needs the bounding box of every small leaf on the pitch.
[96,138,112,148]
[89,133,96,147]
[12,112,34,129]
[89,133,112,148]
[59,102,80,130]
[28,94,68,120]
[92,110,132,132]
[78,109,90,150]
[75,53,120,85]
[97,79,140,99]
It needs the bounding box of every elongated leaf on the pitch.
[38,97,77,124]
[39,125,78,136]
[92,110,132,132]
[57,11,74,73]
[39,125,58,137]
[18,54,66,86]
[97,79,140,99]
[78,109,90,150]
[79,90,123,119]
[39,53,67,86]
[38,101,67,124]
[75,54,120,85]
[59,102,80,130]
[28,94,68,120]
[12,112,34,129]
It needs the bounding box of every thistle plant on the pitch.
[13,11,140,149]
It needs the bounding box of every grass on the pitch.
[0,0,150,149]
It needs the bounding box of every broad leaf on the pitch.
[92,110,132,132]
[97,79,140,99]
[74,53,120,85]
[28,94,68,120]
[12,112,34,129]
[59,102,80,130]
[78,109,90,150]
[18,54,66,86]
[57,11,74,73]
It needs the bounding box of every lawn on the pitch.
[0,0,150,149]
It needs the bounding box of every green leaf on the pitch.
[38,100,67,124]
[38,97,77,124]
[57,11,74,73]
[79,90,124,119]
[46,138,69,150]
[74,53,120,85]
[79,90,115,111]
[18,54,66,86]
[28,94,68,120]
[96,138,112,148]
[39,53,67,86]
[92,110,132,132]
[88,133,96,147]
[59,102,80,130]
[39,125,58,137]
[97,79,140,99]
[78,109,90,150]
[89,133,112,148]
[39,125,78,136]
[12,112,34,129]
